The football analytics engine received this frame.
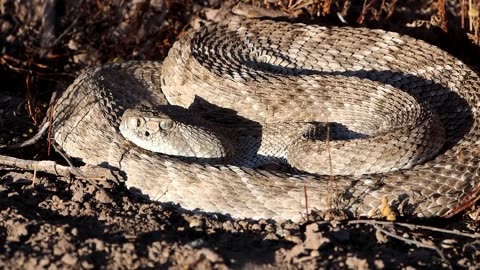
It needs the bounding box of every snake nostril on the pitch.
[145,131,150,137]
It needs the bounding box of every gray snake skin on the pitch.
[52,18,480,221]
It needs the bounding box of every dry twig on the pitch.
[0,154,120,184]
[348,219,480,238]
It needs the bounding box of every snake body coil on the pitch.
[53,19,480,221]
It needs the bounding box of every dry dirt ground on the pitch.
[1,0,480,269]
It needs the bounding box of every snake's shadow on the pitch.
[187,95,373,169]
[186,96,274,168]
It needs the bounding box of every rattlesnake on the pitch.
[52,18,480,221]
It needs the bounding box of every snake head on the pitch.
[119,106,232,159]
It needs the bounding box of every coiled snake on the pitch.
[53,18,480,221]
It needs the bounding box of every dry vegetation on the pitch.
[248,0,480,37]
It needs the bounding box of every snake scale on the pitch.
[52,18,480,221]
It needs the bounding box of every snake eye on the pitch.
[159,119,173,130]
[127,117,144,129]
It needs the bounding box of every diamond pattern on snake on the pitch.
[53,18,480,221]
